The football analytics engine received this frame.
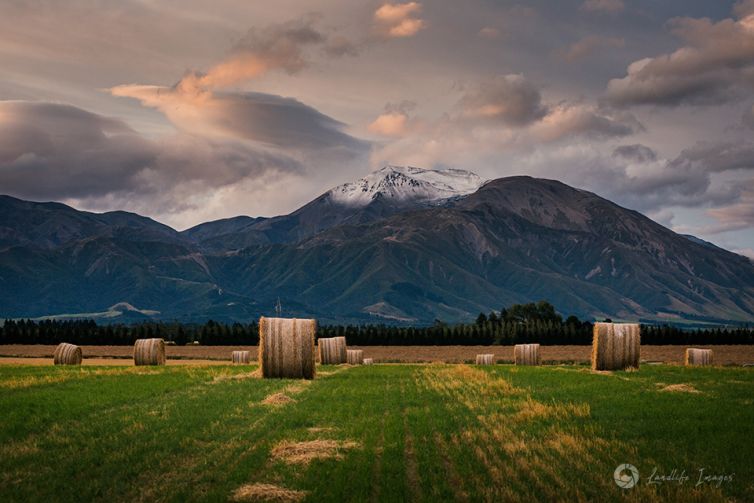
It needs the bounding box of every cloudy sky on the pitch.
[1,0,753,256]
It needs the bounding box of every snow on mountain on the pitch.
[328,165,485,207]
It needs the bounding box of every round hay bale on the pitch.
[231,350,251,364]
[133,338,166,366]
[259,317,316,379]
[591,323,640,371]
[514,344,540,366]
[53,343,82,365]
[318,336,347,364]
[363,358,374,365]
[475,354,494,365]
[685,348,713,366]
[346,349,364,365]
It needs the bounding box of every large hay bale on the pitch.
[363,358,374,365]
[346,349,364,365]
[591,323,640,371]
[318,337,347,364]
[685,348,713,366]
[259,317,316,379]
[53,343,82,365]
[475,354,494,365]
[514,344,540,366]
[133,338,166,366]
[231,350,251,364]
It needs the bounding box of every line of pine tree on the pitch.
[1,301,752,345]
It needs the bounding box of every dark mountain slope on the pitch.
[1,174,753,324]
[209,177,754,323]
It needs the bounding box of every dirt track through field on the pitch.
[1,345,754,365]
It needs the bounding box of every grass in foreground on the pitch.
[0,364,752,502]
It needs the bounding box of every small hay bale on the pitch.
[53,343,82,365]
[133,338,166,366]
[591,322,640,371]
[318,336,347,364]
[363,358,374,365]
[685,348,713,366]
[231,350,251,364]
[475,354,494,365]
[514,344,540,366]
[259,317,316,379]
[346,349,364,365]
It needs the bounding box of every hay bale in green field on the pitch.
[318,336,347,364]
[475,354,494,365]
[685,348,713,366]
[231,350,251,364]
[346,349,364,365]
[592,322,640,371]
[514,344,540,366]
[259,317,316,379]
[133,338,166,366]
[53,343,82,365]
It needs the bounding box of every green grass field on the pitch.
[0,364,752,502]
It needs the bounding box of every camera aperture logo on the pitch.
[614,463,640,489]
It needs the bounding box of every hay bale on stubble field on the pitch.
[133,338,166,366]
[514,344,540,366]
[592,322,640,371]
[259,317,316,379]
[475,354,494,365]
[363,358,374,365]
[318,336,347,364]
[53,343,82,365]
[231,350,251,364]
[346,349,364,365]
[685,348,713,366]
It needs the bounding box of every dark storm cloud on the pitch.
[0,101,302,202]
[458,74,547,126]
[111,85,368,154]
[203,91,368,152]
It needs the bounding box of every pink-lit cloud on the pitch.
[374,2,426,38]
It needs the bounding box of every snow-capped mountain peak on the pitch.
[328,165,485,207]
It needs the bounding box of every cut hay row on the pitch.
[318,337,347,364]
[259,317,316,379]
[231,350,251,364]
[133,338,166,366]
[363,358,374,365]
[685,348,713,366]
[53,343,82,365]
[592,322,640,371]
[346,349,364,365]
[514,343,540,366]
[475,354,494,365]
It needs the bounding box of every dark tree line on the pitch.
[1,301,752,346]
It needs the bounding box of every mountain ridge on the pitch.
[1,169,753,324]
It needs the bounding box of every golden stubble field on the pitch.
[1,344,754,365]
